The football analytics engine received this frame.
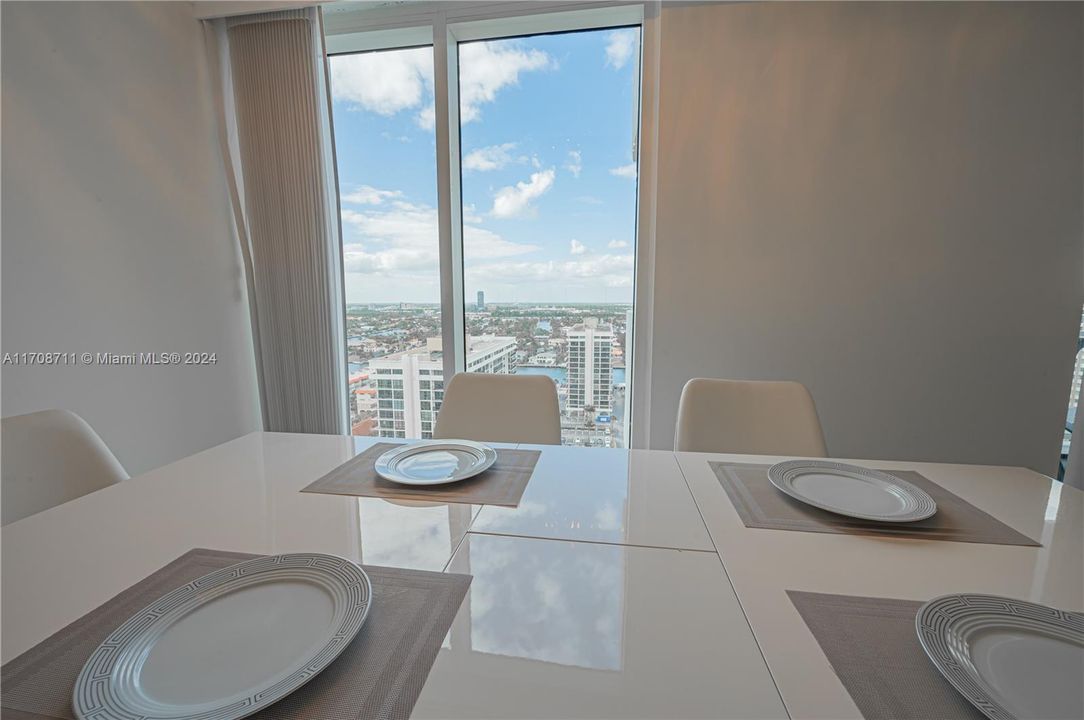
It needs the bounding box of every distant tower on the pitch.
[477,290,485,311]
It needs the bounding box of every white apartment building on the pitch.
[527,350,557,366]
[567,317,613,412]
[1066,312,1084,456]
[1073,312,1084,412]
[370,335,516,439]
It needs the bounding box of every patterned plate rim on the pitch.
[375,439,498,486]
[915,593,1084,720]
[73,553,372,720]
[767,459,938,522]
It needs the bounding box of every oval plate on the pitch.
[73,553,371,720]
[916,594,1084,720]
[767,460,937,522]
[375,440,498,486]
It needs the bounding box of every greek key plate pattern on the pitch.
[916,593,1084,720]
[72,553,372,720]
[374,440,498,486]
[768,460,938,522]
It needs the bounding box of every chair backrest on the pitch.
[434,373,561,445]
[674,378,828,457]
[2,409,128,525]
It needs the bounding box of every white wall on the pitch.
[648,1,1083,475]
[1,1,261,474]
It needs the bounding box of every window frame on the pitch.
[323,0,660,448]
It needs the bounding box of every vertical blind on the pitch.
[208,8,347,435]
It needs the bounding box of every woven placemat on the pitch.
[302,442,540,507]
[0,548,470,720]
[710,462,1038,545]
[788,590,986,719]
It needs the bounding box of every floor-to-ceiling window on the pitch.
[325,7,645,446]
[1060,305,1084,480]
[328,46,442,438]
[458,29,641,448]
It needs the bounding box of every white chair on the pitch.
[434,373,561,445]
[2,409,128,525]
[674,378,828,457]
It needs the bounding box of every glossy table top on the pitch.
[676,451,1084,719]
[0,433,784,718]
[470,443,714,551]
[416,533,782,719]
[2,432,1080,719]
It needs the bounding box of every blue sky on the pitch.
[328,27,640,304]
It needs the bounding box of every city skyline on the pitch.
[344,299,632,308]
[346,303,629,447]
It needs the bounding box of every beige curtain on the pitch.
[205,8,347,435]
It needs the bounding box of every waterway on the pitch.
[351,361,626,386]
[516,366,626,386]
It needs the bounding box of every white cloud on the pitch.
[609,163,637,179]
[341,185,402,205]
[464,142,518,172]
[417,103,436,130]
[459,40,554,124]
[341,199,538,277]
[329,48,433,122]
[605,29,638,70]
[570,239,586,255]
[594,503,622,531]
[491,168,555,218]
[576,195,603,205]
[565,150,582,178]
[463,203,484,224]
[466,253,635,291]
[607,239,628,249]
[331,41,552,129]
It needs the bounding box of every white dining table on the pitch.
[2,432,1081,719]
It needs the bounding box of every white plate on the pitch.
[767,460,937,522]
[917,594,1084,720]
[375,440,498,486]
[73,553,371,720]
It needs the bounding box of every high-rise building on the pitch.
[476,290,485,311]
[369,335,516,439]
[1072,309,1084,412]
[1065,309,1084,457]
[567,317,613,412]
[622,307,633,445]
[1070,348,1082,417]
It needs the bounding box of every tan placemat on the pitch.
[710,462,1038,546]
[302,442,541,507]
[788,590,987,719]
[0,548,470,720]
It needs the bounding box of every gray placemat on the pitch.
[788,590,987,720]
[710,462,1038,546]
[302,442,541,507]
[0,548,470,720]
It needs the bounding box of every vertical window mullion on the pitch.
[433,15,466,381]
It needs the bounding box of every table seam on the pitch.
[673,452,794,720]
[464,528,719,553]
